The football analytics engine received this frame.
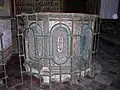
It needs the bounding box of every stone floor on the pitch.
[93,39,120,90]
[0,39,120,90]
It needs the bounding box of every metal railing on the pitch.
[17,13,100,88]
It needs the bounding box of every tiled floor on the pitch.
[0,39,120,90]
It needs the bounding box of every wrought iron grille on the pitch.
[17,13,100,86]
